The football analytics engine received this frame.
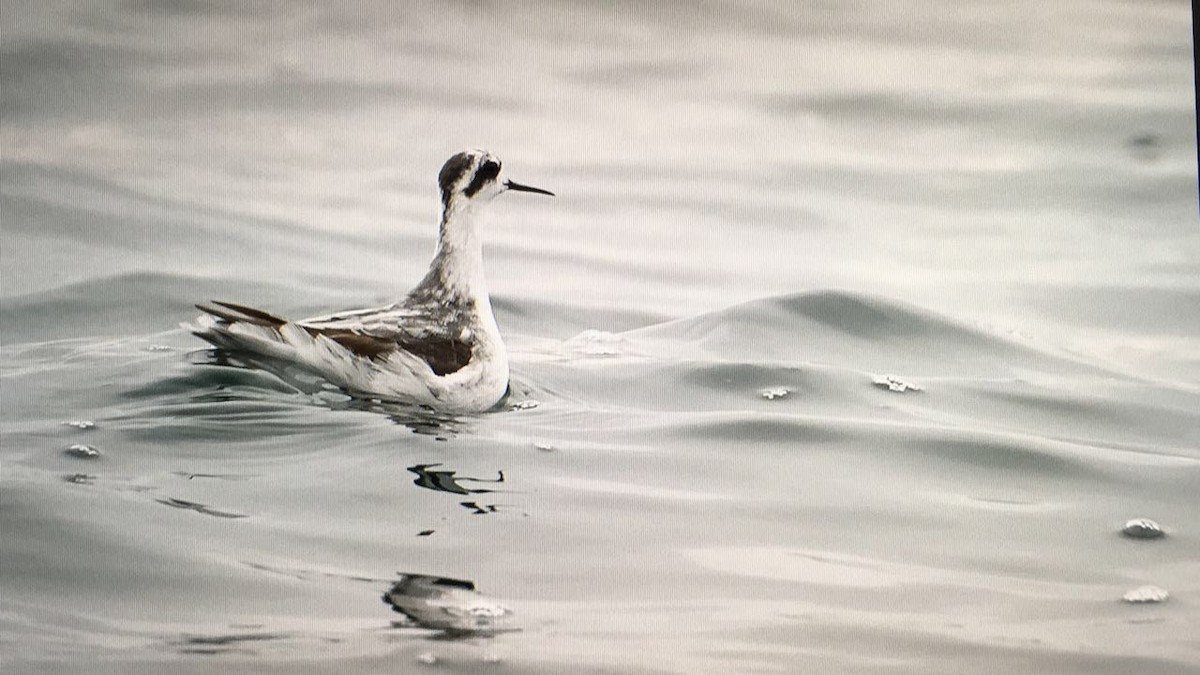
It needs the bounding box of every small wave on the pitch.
[629,290,1116,378]
[493,294,670,338]
[609,411,852,446]
[0,272,305,345]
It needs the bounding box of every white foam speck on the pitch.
[1122,585,1169,604]
[564,329,623,356]
[66,444,102,458]
[1121,518,1165,539]
[873,375,923,393]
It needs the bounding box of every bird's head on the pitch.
[437,149,554,209]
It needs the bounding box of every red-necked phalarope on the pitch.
[189,149,553,413]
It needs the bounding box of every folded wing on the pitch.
[195,300,474,376]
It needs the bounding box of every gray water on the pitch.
[3,1,1199,673]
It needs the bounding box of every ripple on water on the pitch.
[660,413,850,446]
[678,361,821,394]
[632,290,1111,379]
[155,497,247,519]
[901,434,1109,479]
[168,632,287,656]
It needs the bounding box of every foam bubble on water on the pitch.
[1122,585,1169,604]
[64,473,94,485]
[63,420,96,430]
[534,442,556,452]
[872,375,923,393]
[416,652,437,664]
[65,444,102,459]
[759,387,790,400]
[1121,518,1165,539]
[510,399,539,411]
[145,344,173,352]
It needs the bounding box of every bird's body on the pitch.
[189,150,553,413]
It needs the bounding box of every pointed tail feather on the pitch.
[196,300,288,328]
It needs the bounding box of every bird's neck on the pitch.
[428,199,488,299]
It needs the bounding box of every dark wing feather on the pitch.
[306,328,398,360]
[306,329,471,374]
[197,301,287,328]
[394,336,473,375]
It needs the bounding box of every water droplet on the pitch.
[1121,518,1165,540]
[759,387,790,400]
[65,444,102,459]
[873,375,922,393]
[1122,585,1169,604]
[63,420,95,430]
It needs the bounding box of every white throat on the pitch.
[432,197,490,297]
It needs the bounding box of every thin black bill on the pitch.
[505,180,555,196]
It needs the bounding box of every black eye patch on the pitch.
[464,160,501,197]
[479,160,500,178]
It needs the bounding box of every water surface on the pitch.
[3,1,1199,673]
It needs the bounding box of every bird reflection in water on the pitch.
[407,463,504,495]
[383,574,516,637]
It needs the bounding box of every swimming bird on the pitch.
[189,149,553,413]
